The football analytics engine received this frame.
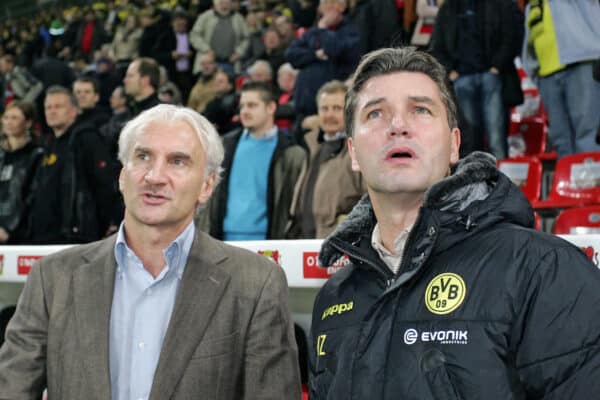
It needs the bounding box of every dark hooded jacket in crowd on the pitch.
[0,141,44,243]
[285,17,360,116]
[309,152,600,399]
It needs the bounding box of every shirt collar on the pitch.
[115,221,196,280]
[371,223,413,255]
[322,131,347,142]
[242,125,278,140]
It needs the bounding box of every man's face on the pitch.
[277,70,296,93]
[119,120,215,231]
[214,0,232,15]
[0,58,12,75]
[44,93,79,134]
[249,65,271,83]
[275,16,292,37]
[318,91,345,136]
[239,90,275,133]
[214,72,231,94]
[200,54,217,76]
[123,61,142,98]
[173,16,187,33]
[263,30,280,50]
[348,71,460,196]
[319,0,346,18]
[110,87,127,110]
[73,81,99,110]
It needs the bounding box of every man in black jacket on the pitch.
[123,57,161,117]
[309,47,600,399]
[430,0,523,159]
[28,86,120,244]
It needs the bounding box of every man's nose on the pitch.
[388,112,409,137]
[144,161,167,184]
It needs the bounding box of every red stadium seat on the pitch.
[508,117,556,160]
[553,206,600,234]
[535,152,600,210]
[498,156,542,204]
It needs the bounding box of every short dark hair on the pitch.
[240,80,277,104]
[135,57,161,90]
[345,47,458,137]
[45,85,78,107]
[74,76,100,94]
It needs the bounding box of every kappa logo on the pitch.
[425,273,466,315]
[321,301,354,320]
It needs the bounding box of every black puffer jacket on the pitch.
[309,152,600,399]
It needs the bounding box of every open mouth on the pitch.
[386,148,416,160]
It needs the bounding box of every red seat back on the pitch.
[553,206,600,234]
[498,156,542,203]
[548,152,600,203]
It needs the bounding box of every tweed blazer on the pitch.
[0,230,301,399]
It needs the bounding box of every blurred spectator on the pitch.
[203,70,239,134]
[158,65,183,105]
[410,0,443,48]
[190,0,250,75]
[154,9,195,102]
[95,57,122,111]
[259,28,287,74]
[123,57,161,116]
[187,51,219,113]
[430,0,521,159]
[285,0,360,117]
[73,76,111,127]
[69,9,110,62]
[522,0,600,157]
[201,81,306,240]
[0,54,44,110]
[287,80,364,238]
[0,101,44,244]
[274,14,295,49]
[100,85,131,162]
[139,7,172,60]
[110,14,143,72]
[28,86,119,244]
[348,0,402,55]
[289,0,318,28]
[242,11,267,70]
[248,59,274,84]
[275,62,298,131]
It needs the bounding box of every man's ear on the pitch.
[450,127,461,165]
[347,137,361,172]
[198,172,217,205]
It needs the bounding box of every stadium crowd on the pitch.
[0,0,598,245]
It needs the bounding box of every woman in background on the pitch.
[0,101,44,243]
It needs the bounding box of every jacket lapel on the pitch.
[149,231,231,400]
[72,237,117,399]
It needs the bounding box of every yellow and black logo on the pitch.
[317,334,327,356]
[321,301,353,320]
[425,273,466,315]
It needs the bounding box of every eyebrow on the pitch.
[408,95,437,106]
[361,97,386,111]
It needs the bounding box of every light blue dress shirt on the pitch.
[109,222,195,400]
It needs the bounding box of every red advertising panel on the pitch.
[17,255,42,275]
[303,252,349,278]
